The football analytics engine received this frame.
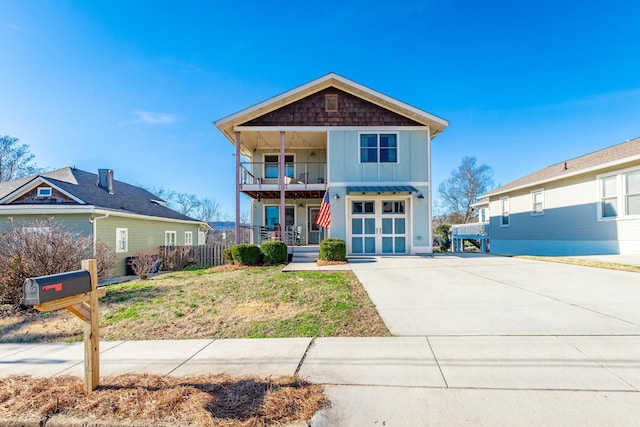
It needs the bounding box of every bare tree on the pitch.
[0,135,43,182]
[438,156,494,224]
[174,193,201,217]
[193,198,220,223]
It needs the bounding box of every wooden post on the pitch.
[81,259,99,394]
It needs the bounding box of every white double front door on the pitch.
[349,198,408,254]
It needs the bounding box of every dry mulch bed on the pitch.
[0,373,327,426]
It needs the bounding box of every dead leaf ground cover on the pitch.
[1,266,389,343]
[519,256,640,273]
[0,373,327,426]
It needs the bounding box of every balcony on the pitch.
[451,222,489,237]
[239,161,327,200]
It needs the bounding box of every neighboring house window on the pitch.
[359,133,398,163]
[264,154,294,179]
[184,231,193,246]
[264,205,295,229]
[165,231,176,246]
[500,197,510,227]
[479,208,487,223]
[198,231,206,245]
[625,170,640,216]
[601,175,618,218]
[37,187,52,198]
[531,189,544,215]
[116,228,128,253]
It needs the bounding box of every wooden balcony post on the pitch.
[235,131,241,244]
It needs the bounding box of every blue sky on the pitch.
[1,0,639,217]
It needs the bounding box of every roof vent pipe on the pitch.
[98,169,115,194]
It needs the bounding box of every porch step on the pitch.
[290,246,319,263]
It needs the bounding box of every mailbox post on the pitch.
[23,259,104,394]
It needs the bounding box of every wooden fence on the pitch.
[159,244,232,269]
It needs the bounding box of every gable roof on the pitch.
[0,167,203,223]
[484,137,640,197]
[215,73,449,144]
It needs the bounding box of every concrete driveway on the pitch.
[349,254,640,336]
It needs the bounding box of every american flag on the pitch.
[316,190,331,229]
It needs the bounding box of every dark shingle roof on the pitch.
[0,167,201,223]
[485,138,640,197]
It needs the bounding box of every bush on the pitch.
[160,246,194,271]
[230,244,262,266]
[130,249,161,280]
[434,224,451,251]
[0,218,117,307]
[223,247,234,265]
[319,238,346,261]
[260,241,288,264]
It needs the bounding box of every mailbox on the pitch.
[23,270,92,305]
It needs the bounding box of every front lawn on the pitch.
[1,266,389,342]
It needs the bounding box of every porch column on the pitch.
[279,131,285,241]
[235,131,241,244]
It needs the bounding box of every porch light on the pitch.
[417,193,425,199]
[333,194,340,199]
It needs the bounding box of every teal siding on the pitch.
[328,130,428,183]
[411,186,431,251]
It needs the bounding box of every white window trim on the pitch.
[37,187,52,198]
[530,188,544,216]
[623,169,640,218]
[500,196,510,227]
[198,231,206,245]
[116,228,128,253]
[358,132,400,164]
[184,231,193,246]
[263,153,296,180]
[597,172,621,221]
[165,230,177,246]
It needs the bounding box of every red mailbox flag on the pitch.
[316,190,331,229]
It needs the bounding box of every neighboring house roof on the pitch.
[0,167,204,224]
[215,72,449,149]
[484,137,640,197]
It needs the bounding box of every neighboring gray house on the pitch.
[215,73,449,254]
[0,167,210,275]
[479,137,640,255]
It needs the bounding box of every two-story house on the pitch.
[215,73,449,255]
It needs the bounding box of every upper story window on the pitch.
[500,197,510,227]
[264,154,294,179]
[479,207,488,223]
[625,170,640,216]
[325,94,338,112]
[531,189,544,215]
[600,175,618,219]
[37,187,52,198]
[359,133,398,163]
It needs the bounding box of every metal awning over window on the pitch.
[346,185,418,195]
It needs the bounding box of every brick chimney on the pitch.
[98,169,114,194]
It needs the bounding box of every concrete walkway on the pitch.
[2,254,640,425]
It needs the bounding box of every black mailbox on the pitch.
[23,270,92,305]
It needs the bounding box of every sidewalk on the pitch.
[2,336,639,426]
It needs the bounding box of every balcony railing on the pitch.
[239,162,327,187]
[451,222,489,237]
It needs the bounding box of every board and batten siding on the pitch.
[489,167,640,255]
[95,215,202,275]
[328,130,429,183]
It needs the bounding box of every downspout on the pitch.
[90,213,109,257]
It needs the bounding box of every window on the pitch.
[264,154,294,179]
[116,228,128,253]
[165,231,176,246]
[359,133,398,163]
[37,187,52,198]
[479,207,487,223]
[352,201,375,214]
[198,231,206,245]
[382,201,405,214]
[531,189,544,215]
[184,231,193,246]
[625,170,640,216]
[601,175,618,218]
[500,197,510,227]
[264,205,295,230]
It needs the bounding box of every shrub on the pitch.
[230,244,262,266]
[223,247,234,264]
[434,224,451,251]
[160,246,194,271]
[130,249,161,280]
[261,241,288,264]
[0,218,117,307]
[319,238,347,262]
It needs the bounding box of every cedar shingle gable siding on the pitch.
[242,88,423,127]
[13,186,76,204]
